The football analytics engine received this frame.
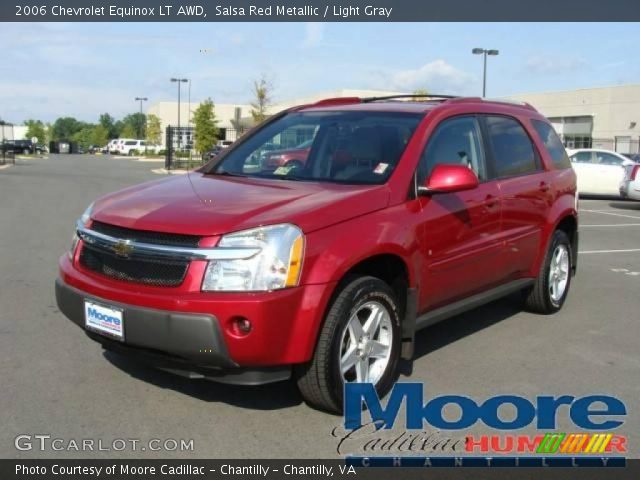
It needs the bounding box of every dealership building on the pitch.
[146,89,402,148]
[147,84,640,154]
[509,84,640,153]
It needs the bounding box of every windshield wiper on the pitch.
[210,170,247,177]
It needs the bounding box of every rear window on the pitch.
[486,116,539,177]
[531,119,571,169]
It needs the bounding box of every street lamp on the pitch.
[170,78,188,150]
[472,48,499,97]
[134,97,148,139]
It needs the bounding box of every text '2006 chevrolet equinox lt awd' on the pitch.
[56,94,578,413]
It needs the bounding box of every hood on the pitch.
[91,172,390,236]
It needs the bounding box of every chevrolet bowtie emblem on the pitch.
[113,240,134,257]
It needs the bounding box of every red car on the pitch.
[56,95,578,413]
[262,139,313,169]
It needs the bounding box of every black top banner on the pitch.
[2,0,640,22]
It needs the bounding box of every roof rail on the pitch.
[481,98,536,110]
[362,94,459,103]
[312,97,362,107]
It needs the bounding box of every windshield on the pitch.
[209,111,422,184]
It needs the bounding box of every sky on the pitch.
[0,22,638,124]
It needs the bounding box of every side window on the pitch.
[572,151,593,163]
[595,152,624,166]
[486,116,538,177]
[418,116,486,184]
[531,119,571,169]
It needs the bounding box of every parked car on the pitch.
[56,95,578,413]
[11,139,46,154]
[622,153,640,162]
[203,145,226,161]
[620,163,640,201]
[568,148,634,196]
[106,139,121,154]
[262,139,313,169]
[0,142,15,153]
[118,140,149,156]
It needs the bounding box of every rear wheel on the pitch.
[295,276,401,413]
[524,230,572,314]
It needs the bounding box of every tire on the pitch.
[295,275,401,413]
[524,230,572,314]
[23,148,31,155]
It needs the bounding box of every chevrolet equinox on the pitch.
[56,95,578,413]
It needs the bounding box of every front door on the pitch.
[413,115,503,312]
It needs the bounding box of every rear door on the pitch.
[569,151,601,194]
[593,151,627,195]
[482,115,552,279]
[414,115,503,310]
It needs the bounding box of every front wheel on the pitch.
[524,229,572,314]
[295,276,401,413]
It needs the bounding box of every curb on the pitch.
[0,163,12,170]
[151,168,189,175]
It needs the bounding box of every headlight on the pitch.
[68,233,80,260]
[70,202,93,259]
[202,224,304,292]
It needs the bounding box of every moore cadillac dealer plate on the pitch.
[84,300,124,341]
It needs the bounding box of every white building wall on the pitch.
[507,84,640,141]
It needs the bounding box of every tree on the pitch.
[192,98,219,153]
[90,125,109,147]
[146,114,162,146]
[51,117,84,141]
[72,125,95,149]
[411,88,430,102]
[99,113,118,139]
[120,123,138,139]
[250,75,273,124]
[24,119,47,144]
[120,113,146,139]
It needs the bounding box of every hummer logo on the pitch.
[112,240,133,257]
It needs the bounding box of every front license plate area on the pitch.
[84,300,124,341]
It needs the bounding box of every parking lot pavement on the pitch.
[1,155,639,459]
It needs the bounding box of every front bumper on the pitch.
[55,278,291,385]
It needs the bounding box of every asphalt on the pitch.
[1,154,638,459]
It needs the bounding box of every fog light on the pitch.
[228,317,252,337]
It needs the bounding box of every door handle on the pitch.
[485,194,498,208]
[539,182,550,192]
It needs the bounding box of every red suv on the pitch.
[262,139,313,169]
[56,95,578,413]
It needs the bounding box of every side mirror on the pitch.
[418,164,479,195]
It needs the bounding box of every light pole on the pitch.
[472,48,499,97]
[134,97,147,139]
[187,79,192,151]
[170,78,188,151]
